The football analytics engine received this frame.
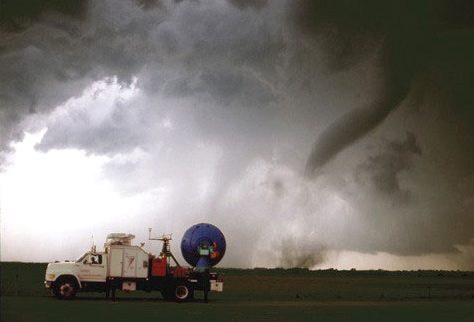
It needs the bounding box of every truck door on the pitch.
[78,253,107,282]
[109,248,123,277]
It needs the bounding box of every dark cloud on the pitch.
[355,132,421,199]
[135,0,163,10]
[301,0,474,175]
[1,0,288,158]
[228,0,267,10]
[344,99,474,256]
[0,0,88,32]
[0,0,165,154]
[162,68,276,107]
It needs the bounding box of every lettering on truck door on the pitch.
[78,253,106,282]
[123,249,137,277]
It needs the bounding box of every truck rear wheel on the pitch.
[174,284,191,302]
[54,277,77,300]
[162,283,193,302]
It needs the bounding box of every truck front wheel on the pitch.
[54,277,78,300]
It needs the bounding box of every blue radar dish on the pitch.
[180,223,226,268]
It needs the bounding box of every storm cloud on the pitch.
[355,132,421,200]
[1,0,474,269]
[301,0,474,175]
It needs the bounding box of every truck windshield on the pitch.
[76,253,88,262]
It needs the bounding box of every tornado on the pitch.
[305,41,415,177]
[299,0,435,177]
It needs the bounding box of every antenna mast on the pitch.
[90,234,96,253]
[148,228,180,267]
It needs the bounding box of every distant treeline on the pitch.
[215,267,474,277]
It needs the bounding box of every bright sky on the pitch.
[0,79,161,262]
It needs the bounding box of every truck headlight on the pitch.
[47,273,56,280]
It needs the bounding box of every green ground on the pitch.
[1,262,474,322]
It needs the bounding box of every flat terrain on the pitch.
[1,263,474,322]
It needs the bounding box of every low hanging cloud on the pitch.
[355,132,421,201]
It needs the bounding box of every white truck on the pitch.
[44,232,223,302]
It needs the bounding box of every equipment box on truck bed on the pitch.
[108,246,149,278]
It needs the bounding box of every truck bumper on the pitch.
[44,281,52,289]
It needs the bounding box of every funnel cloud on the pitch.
[299,0,442,174]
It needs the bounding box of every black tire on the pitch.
[162,283,193,302]
[54,277,78,300]
[174,284,192,302]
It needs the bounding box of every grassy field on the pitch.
[1,262,474,321]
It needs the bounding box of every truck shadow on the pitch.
[43,295,213,303]
[78,297,164,302]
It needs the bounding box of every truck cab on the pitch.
[44,250,108,298]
